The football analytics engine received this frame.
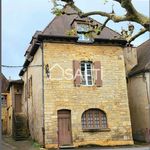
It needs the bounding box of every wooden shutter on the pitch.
[94,61,102,87]
[73,60,81,87]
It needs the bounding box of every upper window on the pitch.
[77,24,93,42]
[81,61,93,86]
[1,95,7,106]
[81,109,107,130]
[73,60,102,87]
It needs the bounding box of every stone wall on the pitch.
[21,48,43,144]
[128,73,150,142]
[43,42,133,148]
[6,93,12,135]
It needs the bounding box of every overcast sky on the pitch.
[2,0,149,80]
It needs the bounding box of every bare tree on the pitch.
[51,0,150,43]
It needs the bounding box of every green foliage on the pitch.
[93,26,101,35]
[32,142,41,148]
[51,7,63,16]
[51,0,65,16]
[66,28,77,36]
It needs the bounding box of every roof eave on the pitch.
[128,68,150,78]
[7,80,24,90]
[38,34,127,45]
[19,35,127,76]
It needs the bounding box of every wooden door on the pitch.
[58,110,72,146]
[15,94,22,113]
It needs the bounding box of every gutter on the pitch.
[38,34,127,45]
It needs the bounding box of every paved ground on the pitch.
[1,136,150,150]
[2,141,15,150]
[2,136,39,150]
[71,147,150,150]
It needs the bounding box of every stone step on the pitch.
[59,145,75,149]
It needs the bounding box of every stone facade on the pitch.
[1,93,11,134]
[5,93,12,135]
[42,42,133,148]
[20,42,134,148]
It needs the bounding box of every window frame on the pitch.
[27,76,32,98]
[80,61,93,86]
[1,95,7,107]
[81,109,109,131]
[77,23,93,43]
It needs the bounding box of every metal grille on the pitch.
[81,109,107,129]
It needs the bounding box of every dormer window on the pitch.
[77,24,93,43]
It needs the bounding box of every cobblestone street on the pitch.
[1,136,150,150]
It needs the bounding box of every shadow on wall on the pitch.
[133,128,150,143]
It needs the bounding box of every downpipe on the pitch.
[41,42,45,148]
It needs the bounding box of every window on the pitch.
[81,109,108,130]
[28,76,32,98]
[73,60,102,87]
[1,95,7,106]
[81,61,93,86]
[77,24,93,42]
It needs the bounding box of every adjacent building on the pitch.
[127,39,150,142]
[8,79,29,140]
[0,73,10,134]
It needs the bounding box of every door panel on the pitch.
[58,110,72,146]
[15,94,22,113]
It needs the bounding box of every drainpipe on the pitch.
[26,68,29,131]
[0,2,2,146]
[41,42,45,148]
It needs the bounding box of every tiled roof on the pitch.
[19,4,126,76]
[42,5,120,39]
[0,73,9,93]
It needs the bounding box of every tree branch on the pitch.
[101,18,110,31]
[55,0,150,42]
[81,11,130,23]
[127,28,148,43]
[68,0,149,30]
[113,0,150,27]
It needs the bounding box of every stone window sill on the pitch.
[82,128,111,132]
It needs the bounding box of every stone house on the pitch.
[126,39,150,142]
[7,79,29,140]
[19,5,133,148]
[0,73,10,134]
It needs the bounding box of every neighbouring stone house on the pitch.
[19,5,133,148]
[8,79,29,140]
[0,73,10,134]
[126,39,150,143]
